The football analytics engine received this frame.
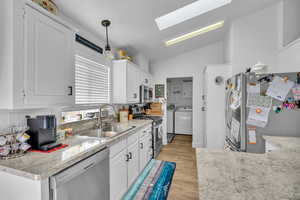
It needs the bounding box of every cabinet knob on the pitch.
[133,93,137,99]
[126,154,130,162]
[140,143,144,149]
[68,86,73,96]
[128,152,132,159]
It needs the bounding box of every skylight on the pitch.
[155,0,232,30]
[165,21,224,46]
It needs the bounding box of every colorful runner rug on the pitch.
[123,159,176,200]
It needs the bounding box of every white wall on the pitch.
[204,65,231,149]
[167,78,193,108]
[227,1,300,74]
[229,3,279,74]
[151,42,225,147]
[133,53,150,73]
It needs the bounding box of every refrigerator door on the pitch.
[245,72,300,153]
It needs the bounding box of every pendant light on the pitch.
[101,19,114,60]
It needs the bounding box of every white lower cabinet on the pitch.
[127,141,140,187]
[139,135,150,172]
[109,126,152,200]
[110,148,128,200]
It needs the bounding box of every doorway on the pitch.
[166,77,193,143]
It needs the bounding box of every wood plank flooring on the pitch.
[157,135,199,200]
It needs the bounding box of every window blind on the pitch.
[75,55,110,104]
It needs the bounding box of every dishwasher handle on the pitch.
[50,148,108,189]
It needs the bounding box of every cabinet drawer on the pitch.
[140,125,152,138]
[109,138,127,158]
[127,132,139,145]
[139,128,148,138]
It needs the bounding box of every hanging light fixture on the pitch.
[101,19,114,59]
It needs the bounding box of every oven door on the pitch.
[153,124,163,158]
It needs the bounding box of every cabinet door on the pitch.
[127,141,140,187]
[139,136,148,172]
[24,6,74,106]
[126,63,139,103]
[146,134,153,162]
[110,149,128,200]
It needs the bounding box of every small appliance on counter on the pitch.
[26,115,61,151]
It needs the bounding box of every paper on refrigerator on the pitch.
[248,129,257,144]
[246,107,271,128]
[247,93,272,108]
[266,76,294,101]
[247,83,260,94]
[292,85,300,100]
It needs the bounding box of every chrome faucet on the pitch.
[96,104,117,129]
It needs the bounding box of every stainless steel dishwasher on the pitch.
[50,148,109,200]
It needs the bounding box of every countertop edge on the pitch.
[0,120,153,181]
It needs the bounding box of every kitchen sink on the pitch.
[81,124,136,139]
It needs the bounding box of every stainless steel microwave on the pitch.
[140,85,153,103]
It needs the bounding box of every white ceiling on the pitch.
[53,0,279,62]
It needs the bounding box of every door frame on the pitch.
[163,75,195,146]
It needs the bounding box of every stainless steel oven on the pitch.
[153,119,163,158]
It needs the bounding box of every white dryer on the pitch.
[174,107,192,135]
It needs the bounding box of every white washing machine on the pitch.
[175,107,192,135]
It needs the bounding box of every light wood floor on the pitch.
[157,135,199,200]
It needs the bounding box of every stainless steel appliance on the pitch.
[140,85,153,103]
[225,72,300,153]
[134,114,163,158]
[152,117,163,158]
[26,115,60,151]
[50,148,109,200]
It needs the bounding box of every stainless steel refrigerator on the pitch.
[225,72,300,153]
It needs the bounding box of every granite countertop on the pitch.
[0,120,152,181]
[196,136,300,200]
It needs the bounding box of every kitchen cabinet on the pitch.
[139,126,152,172]
[110,148,128,200]
[139,135,149,172]
[109,125,152,200]
[113,60,140,104]
[0,1,75,109]
[127,141,140,186]
[24,5,75,106]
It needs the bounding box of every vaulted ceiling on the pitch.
[53,0,279,62]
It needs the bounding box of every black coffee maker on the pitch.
[26,115,60,151]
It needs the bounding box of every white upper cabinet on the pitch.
[24,5,75,106]
[0,1,75,109]
[113,60,154,104]
[113,60,140,104]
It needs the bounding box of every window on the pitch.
[75,55,110,104]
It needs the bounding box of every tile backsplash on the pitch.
[0,108,61,130]
[0,104,134,131]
